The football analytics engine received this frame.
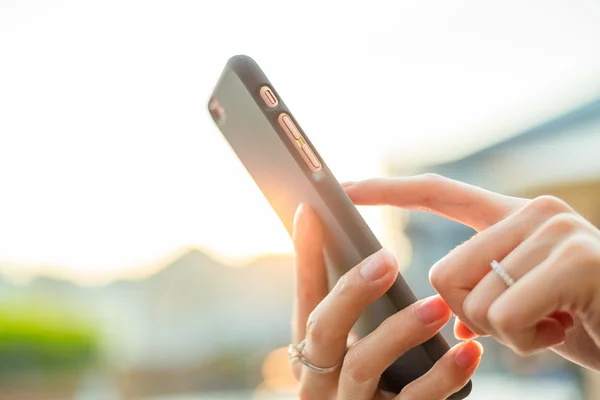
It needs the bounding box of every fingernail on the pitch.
[360,249,396,281]
[340,181,355,189]
[293,204,305,239]
[454,316,478,340]
[550,311,574,332]
[454,341,484,369]
[415,296,448,324]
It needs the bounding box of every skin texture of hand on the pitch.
[343,174,600,371]
[291,204,482,400]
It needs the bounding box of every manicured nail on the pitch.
[293,204,304,230]
[550,311,574,332]
[454,316,478,340]
[454,341,484,369]
[292,204,307,242]
[360,249,396,281]
[415,296,448,324]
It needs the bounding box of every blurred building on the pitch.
[385,98,600,399]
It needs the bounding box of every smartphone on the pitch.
[207,55,472,398]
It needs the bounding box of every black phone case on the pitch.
[208,55,472,398]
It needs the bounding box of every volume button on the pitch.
[301,144,321,170]
[278,113,302,140]
[277,112,321,172]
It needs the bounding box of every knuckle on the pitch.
[527,195,571,217]
[560,234,598,267]
[306,309,341,344]
[390,308,428,347]
[342,346,373,386]
[398,383,422,399]
[563,234,593,255]
[434,373,467,396]
[463,295,489,330]
[543,213,582,236]
[429,240,472,293]
[487,308,535,356]
[421,172,446,184]
[429,260,453,293]
[399,362,466,399]
[487,305,514,336]
[305,310,324,342]
[332,272,352,296]
[510,341,535,357]
[419,173,451,195]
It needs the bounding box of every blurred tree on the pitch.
[0,302,99,375]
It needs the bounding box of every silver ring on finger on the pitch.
[288,339,343,374]
[490,259,516,287]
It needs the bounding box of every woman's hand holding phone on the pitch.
[291,204,483,400]
[211,56,476,396]
[343,174,600,372]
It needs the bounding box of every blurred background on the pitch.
[1,0,600,399]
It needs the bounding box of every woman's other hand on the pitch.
[344,174,600,371]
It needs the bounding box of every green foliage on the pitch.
[0,303,99,374]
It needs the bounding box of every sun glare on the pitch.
[1,1,599,284]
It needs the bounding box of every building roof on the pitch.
[401,97,600,193]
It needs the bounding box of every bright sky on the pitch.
[1,0,600,284]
